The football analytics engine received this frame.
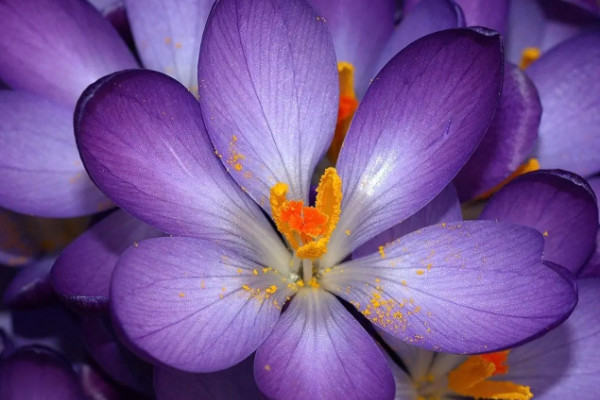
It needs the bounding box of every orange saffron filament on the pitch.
[447,351,533,400]
[270,168,342,259]
[328,62,359,163]
[475,158,540,201]
[519,47,541,70]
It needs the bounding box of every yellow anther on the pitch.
[328,62,359,163]
[448,351,532,400]
[270,168,342,259]
[519,47,541,70]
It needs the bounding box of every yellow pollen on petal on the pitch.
[519,47,541,70]
[475,158,540,200]
[448,351,532,400]
[327,62,359,163]
[270,168,342,259]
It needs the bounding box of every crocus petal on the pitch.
[528,32,600,176]
[321,220,577,353]
[480,170,598,274]
[0,208,36,267]
[454,0,509,35]
[504,277,600,399]
[125,0,213,91]
[308,0,395,97]
[353,183,462,258]
[0,0,137,107]
[111,236,294,372]
[579,230,600,278]
[82,316,153,393]
[3,257,55,308]
[77,363,127,400]
[198,0,338,208]
[254,288,395,400]
[374,0,464,76]
[76,70,289,269]
[0,91,110,217]
[154,355,266,400]
[326,28,503,266]
[0,346,84,400]
[505,0,546,64]
[51,210,161,312]
[455,62,541,200]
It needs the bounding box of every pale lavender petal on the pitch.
[125,0,213,91]
[0,346,84,400]
[481,170,598,274]
[353,184,462,258]
[82,316,153,393]
[198,0,338,209]
[504,277,600,400]
[455,62,541,200]
[325,28,503,266]
[454,0,509,34]
[528,32,600,176]
[3,257,55,308]
[154,355,266,400]
[51,210,161,312]
[0,0,137,107]
[375,0,464,76]
[505,0,545,64]
[76,70,290,269]
[0,91,110,217]
[254,288,394,400]
[308,0,395,97]
[111,236,294,372]
[321,221,577,353]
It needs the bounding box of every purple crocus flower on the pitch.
[384,169,599,400]
[0,0,214,217]
[75,0,576,397]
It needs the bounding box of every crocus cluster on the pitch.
[0,0,599,399]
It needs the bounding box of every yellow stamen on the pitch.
[327,62,359,163]
[448,351,532,400]
[519,47,541,70]
[270,168,342,259]
[475,158,540,201]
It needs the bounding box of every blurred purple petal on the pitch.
[528,33,600,176]
[198,0,338,208]
[125,0,213,91]
[326,28,503,266]
[76,70,289,268]
[308,0,395,96]
[504,277,600,399]
[51,210,161,312]
[0,91,110,217]
[3,257,55,308]
[375,0,464,76]
[154,355,266,400]
[353,183,462,258]
[0,346,84,400]
[455,62,541,200]
[82,316,153,393]
[481,170,598,274]
[254,289,394,400]
[111,236,294,372]
[454,0,509,34]
[0,208,36,267]
[77,362,134,400]
[321,221,577,353]
[0,0,137,107]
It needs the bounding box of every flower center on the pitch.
[519,47,541,70]
[447,350,533,400]
[270,167,342,261]
[327,62,359,163]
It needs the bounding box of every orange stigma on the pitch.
[328,62,358,163]
[519,47,541,70]
[448,350,533,400]
[270,168,342,259]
